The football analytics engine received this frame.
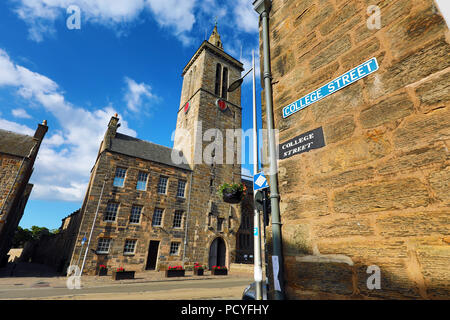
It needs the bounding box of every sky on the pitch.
[0,0,262,230]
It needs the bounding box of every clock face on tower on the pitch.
[216,99,227,111]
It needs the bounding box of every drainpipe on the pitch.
[253,0,286,300]
[182,171,194,267]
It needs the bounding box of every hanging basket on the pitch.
[222,188,244,204]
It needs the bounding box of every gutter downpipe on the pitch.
[182,171,194,267]
[253,0,286,300]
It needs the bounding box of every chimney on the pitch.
[34,120,48,141]
[101,114,120,152]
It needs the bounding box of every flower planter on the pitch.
[194,268,204,276]
[165,269,185,277]
[222,189,243,204]
[97,268,108,276]
[112,271,135,280]
[211,268,228,276]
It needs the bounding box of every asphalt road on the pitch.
[0,277,253,300]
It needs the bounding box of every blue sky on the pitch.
[0,0,262,230]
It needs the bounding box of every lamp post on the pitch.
[253,0,286,300]
[228,50,264,300]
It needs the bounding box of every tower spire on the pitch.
[208,20,223,50]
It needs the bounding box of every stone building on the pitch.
[69,26,254,274]
[257,0,449,299]
[0,121,48,267]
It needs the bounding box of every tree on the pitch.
[12,227,33,248]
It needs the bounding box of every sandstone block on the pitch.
[416,245,450,298]
[323,115,356,144]
[310,35,352,72]
[282,223,314,256]
[393,107,450,150]
[315,217,373,238]
[333,178,430,213]
[309,167,375,189]
[366,37,450,100]
[428,167,450,204]
[378,145,448,175]
[360,91,414,128]
[415,70,450,112]
[376,211,450,237]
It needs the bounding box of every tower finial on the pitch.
[208,20,223,50]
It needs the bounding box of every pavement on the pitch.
[0,263,254,300]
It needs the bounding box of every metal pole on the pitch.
[75,232,87,268]
[254,0,286,300]
[80,176,107,276]
[252,50,264,300]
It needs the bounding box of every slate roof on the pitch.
[0,129,36,158]
[109,133,192,171]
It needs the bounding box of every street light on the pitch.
[228,50,264,300]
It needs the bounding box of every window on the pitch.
[215,63,222,95]
[217,218,224,232]
[104,202,119,222]
[130,205,142,224]
[113,167,126,187]
[96,238,111,254]
[221,67,228,99]
[123,240,137,255]
[169,242,180,255]
[136,172,148,191]
[152,208,164,227]
[157,176,168,194]
[173,210,183,228]
[176,180,186,198]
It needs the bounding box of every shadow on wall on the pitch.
[265,231,449,300]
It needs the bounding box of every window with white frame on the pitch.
[157,176,168,194]
[173,210,183,229]
[152,208,163,227]
[123,239,137,255]
[96,238,111,254]
[129,205,142,224]
[113,167,127,187]
[136,171,148,191]
[104,202,119,222]
[169,242,180,255]
[176,180,186,198]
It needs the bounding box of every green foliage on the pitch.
[12,225,59,248]
[217,183,245,196]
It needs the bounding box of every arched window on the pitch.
[215,63,222,96]
[221,67,228,99]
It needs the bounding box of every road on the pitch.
[0,277,253,300]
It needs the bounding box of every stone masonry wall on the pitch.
[70,151,192,274]
[260,0,450,299]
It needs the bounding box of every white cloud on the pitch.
[233,0,259,34]
[0,48,137,202]
[12,108,32,119]
[10,0,258,45]
[124,77,157,112]
[0,118,35,136]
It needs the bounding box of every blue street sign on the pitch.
[282,57,379,119]
[81,237,87,244]
[254,172,269,191]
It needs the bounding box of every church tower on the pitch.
[173,25,245,268]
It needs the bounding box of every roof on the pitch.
[0,129,36,158]
[109,133,192,171]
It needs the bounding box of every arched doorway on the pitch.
[209,237,226,268]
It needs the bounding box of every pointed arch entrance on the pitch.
[209,237,226,268]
